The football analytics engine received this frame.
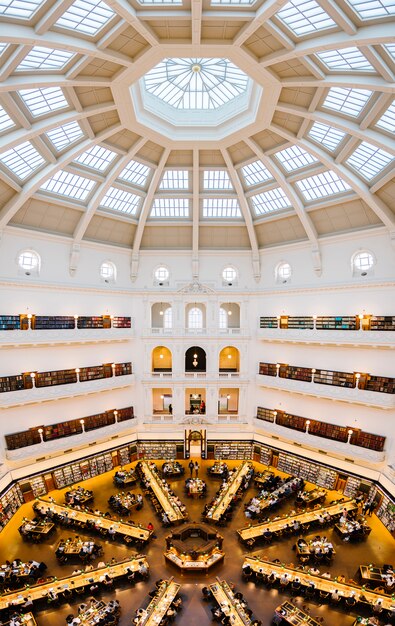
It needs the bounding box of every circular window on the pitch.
[100,261,116,282]
[353,251,374,273]
[222,266,237,283]
[277,262,292,283]
[154,266,170,282]
[18,250,40,274]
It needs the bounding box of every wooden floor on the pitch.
[1,458,394,626]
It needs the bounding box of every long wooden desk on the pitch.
[237,499,357,543]
[3,612,37,625]
[65,488,93,505]
[244,556,395,611]
[113,469,137,486]
[209,578,252,626]
[296,538,335,561]
[139,462,187,523]
[33,497,152,543]
[56,537,100,560]
[204,462,252,522]
[254,470,274,486]
[274,601,320,625]
[0,557,148,612]
[165,546,224,571]
[335,518,371,540]
[136,578,180,626]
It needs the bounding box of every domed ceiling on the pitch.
[0,0,394,278]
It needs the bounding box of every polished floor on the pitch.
[1,459,394,626]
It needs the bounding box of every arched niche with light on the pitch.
[351,249,375,278]
[219,346,240,373]
[219,303,240,331]
[152,346,172,373]
[17,249,41,277]
[185,346,206,372]
[151,302,172,330]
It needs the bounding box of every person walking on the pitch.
[188,460,194,477]
[194,461,200,477]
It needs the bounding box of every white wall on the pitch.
[0,227,394,470]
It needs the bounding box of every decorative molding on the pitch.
[257,328,395,349]
[177,281,216,295]
[0,328,134,349]
[256,374,395,410]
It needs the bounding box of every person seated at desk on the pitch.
[337,574,346,583]
[321,571,331,579]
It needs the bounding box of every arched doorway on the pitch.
[151,346,172,372]
[185,346,206,372]
[185,429,206,459]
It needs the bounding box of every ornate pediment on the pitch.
[181,415,211,425]
[177,281,216,295]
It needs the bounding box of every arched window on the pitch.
[163,306,172,329]
[188,307,203,329]
[352,250,375,276]
[276,262,292,284]
[219,307,228,330]
[17,249,40,275]
[100,261,116,282]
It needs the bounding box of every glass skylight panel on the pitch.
[40,170,96,201]
[346,0,395,20]
[276,0,336,36]
[54,0,115,36]
[203,170,233,190]
[150,198,189,218]
[46,121,84,151]
[159,170,189,190]
[0,141,44,180]
[385,44,395,61]
[203,198,241,218]
[144,58,249,110]
[322,87,372,117]
[19,87,68,117]
[316,48,373,71]
[296,170,351,201]
[241,161,273,186]
[308,122,346,151]
[0,0,43,20]
[0,105,15,132]
[346,142,394,180]
[211,0,256,4]
[17,47,74,71]
[376,101,395,134]
[251,188,291,215]
[100,187,141,214]
[0,43,8,56]
[119,160,151,187]
[138,0,182,4]
[76,145,117,172]
[274,145,317,172]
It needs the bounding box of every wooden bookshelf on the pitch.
[369,316,395,331]
[5,406,134,450]
[258,362,277,376]
[314,369,355,388]
[33,316,74,330]
[36,368,77,387]
[279,364,312,382]
[316,316,357,330]
[255,405,386,452]
[259,317,278,329]
[0,361,132,394]
[286,316,314,329]
[365,375,395,394]
[137,441,178,459]
[0,314,131,331]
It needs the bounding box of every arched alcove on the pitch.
[185,346,206,372]
[151,303,172,330]
[219,346,240,372]
[152,346,172,372]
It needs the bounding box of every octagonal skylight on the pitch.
[143,58,249,110]
[133,57,260,140]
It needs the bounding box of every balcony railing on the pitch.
[256,373,395,409]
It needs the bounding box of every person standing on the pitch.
[194,461,199,477]
[188,460,194,477]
